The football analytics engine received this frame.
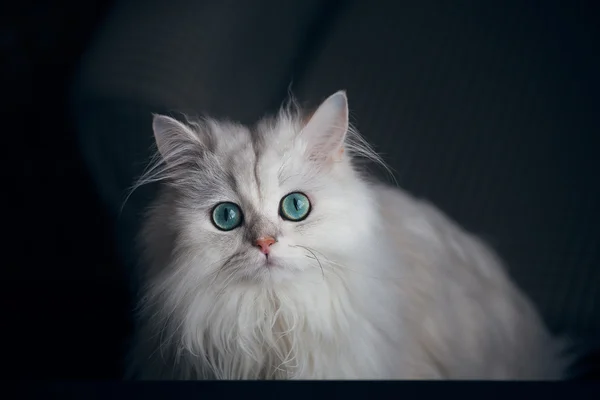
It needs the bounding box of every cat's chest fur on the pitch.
[190,277,403,380]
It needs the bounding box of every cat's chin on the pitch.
[235,256,302,286]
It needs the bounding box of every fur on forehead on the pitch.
[133,91,387,202]
[207,91,351,163]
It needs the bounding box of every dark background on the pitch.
[1,0,598,380]
[2,0,125,378]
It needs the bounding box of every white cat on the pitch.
[128,91,567,379]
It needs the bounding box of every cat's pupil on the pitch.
[294,198,303,211]
[223,207,230,221]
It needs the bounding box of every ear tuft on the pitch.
[300,91,349,162]
[152,114,204,160]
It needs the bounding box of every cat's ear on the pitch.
[300,90,349,163]
[152,114,205,161]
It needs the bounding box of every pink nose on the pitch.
[255,236,276,255]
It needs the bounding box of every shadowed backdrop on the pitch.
[2,0,598,379]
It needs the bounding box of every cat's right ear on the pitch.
[152,114,205,161]
[300,91,349,164]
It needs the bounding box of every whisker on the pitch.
[206,253,241,289]
[292,245,399,282]
[214,269,241,301]
[321,257,398,282]
[290,244,324,280]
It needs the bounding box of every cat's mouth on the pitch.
[237,254,299,284]
[239,252,282,272]
[263,256,278,267]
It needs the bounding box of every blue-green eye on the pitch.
[211,202,243,231]
[280,192,311,222]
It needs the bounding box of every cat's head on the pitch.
[142,91,383,286]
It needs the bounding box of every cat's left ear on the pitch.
[300,90,349,163]
[152,114,208,164]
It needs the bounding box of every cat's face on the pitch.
[150,92,376,286]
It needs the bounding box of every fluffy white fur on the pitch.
[128,91,566,380]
